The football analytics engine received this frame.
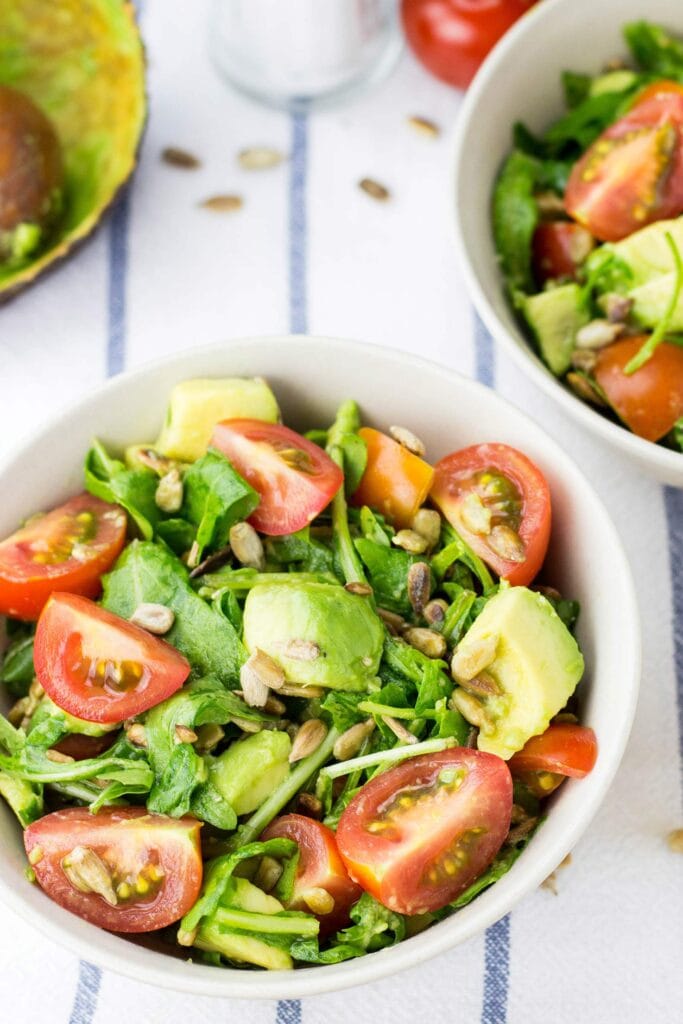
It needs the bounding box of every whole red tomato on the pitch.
[401,0,535,89]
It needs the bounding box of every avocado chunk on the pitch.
[195,877,293,970]
[0,0,145,298]
[210,731,291,815]
[0,771,42,828]
[601,215,683,329]
[523,283,589,375]
[28,697,116,739]
[156,377,280,462]
[453,587,584,760]
[242,581,384,692]
[588,69,637,97]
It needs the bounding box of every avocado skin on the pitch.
[243,581,384,692]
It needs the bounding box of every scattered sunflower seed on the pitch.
[134,448,175,475]
[451,633,498,683]
[194,723,224,753]
[403,626,447,659]
[177,927,198,947]
[8,696,29,727]
[129,602,175,636]
[229,521,265,570]
[61,846,118,906]
[175,724,198,745]
[460,492,491,536]
[289,719,327,763]
[280,639,320,661]
[407,114,440,138]
[359,177,390,201]
[155,468,183,513]
[567,372,607,406]
[263,694,287,716]
[200,194,244,212]
[344,580,373,596]
[389,424,426,456]
[424,598,448,627]
[382,716,418,744]
[667,829,683,854]
[238,146,286,170]
[186,540,201,569]
[460,670,502,698]
[45,749,75,764]
[189,544,233,579]
[254,856,284,893]
[162,146,201,169]
[278,683,325,699]
[570,348,598,373]
[407,561,431,615]
[301,886,335,915]
[507,817,539,845]
[534,191,566,217]
[232,716,263,734]
[333,719,376,761]
[392,529,428,554]
[602,292,633,323]
[295,792,323,819]
[488,524,526,563]
[239,653,271,708]
[411,508,441,549]
[575,319,624,350]
[449,688,494,734]
[244,648,286,692]
[126,724,147,748]
[377,607,406,634]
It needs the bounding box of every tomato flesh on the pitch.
[24,807,203,933]
[565,81,683,242]
[509,723,598,779]
[352,427,435,528]
[0,494,127,621]
[593,337,683,442]
[336,748,512,915]
[430,443,551,586]
[34,593,190,724]
[261,814,362,934]
[211,420,343,536]
[532,221,595,284]
[401,0,535,90]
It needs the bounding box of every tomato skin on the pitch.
[430,444,551,586]
[593,337,683,442]
[336,748,512,915]
[565,80,683,242]
[53,732,117,761]
[509,724,598,778]
[261,814,362,934]
[24,807,203,933]
[34,593,190,724]
[532,222,595,284]
[401,0,535,90]
[210,420,343,536]
[0,494,127,621]
[352,428,435,529]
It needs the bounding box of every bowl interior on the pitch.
[453,0,683,485]
[0,337,639,998]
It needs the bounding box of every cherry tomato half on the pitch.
[34,593,190,724]
[401,0,535,90]
[53,733,117,761]
[352,428,435,529]
[509,723,598,778]
[532,222,595,285]
[593,337,683,442]
[261,814,362,934]
[430,444,551,586]
[565,80,683,242]
[0,494,127,621]
[24,807,203,933]
[211,420,343,536]
[336,748,512,915]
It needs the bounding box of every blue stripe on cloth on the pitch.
[106,186,132,376]
[68,962,102,1024]
[474,314,511,1024]
[276,1000,303,1024]
[664,486,683,794]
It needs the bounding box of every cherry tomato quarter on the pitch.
[532,221,595,284]
[352,427,435,528]
[430,443,551,585]
[593,337,683,442]
[24,807,203,933]
[509,723,598,778]
[0,494,127,620]
[336,748,512,915]
[34,593,190,724]
[261,814,362,934]
[210,420,343,536]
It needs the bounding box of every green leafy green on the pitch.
[291,893,406,964]
[84,439,159,538]
[625,20,683,79]
[492,150,539,293]
[182,448,259,560]
[265,528,336,576]
[625,231,683,373]
[0,633,35,697]
[355,538,423,615]
[326,401,369,586]
[562,70,592,108]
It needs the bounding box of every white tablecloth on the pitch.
[1,2,682,1022]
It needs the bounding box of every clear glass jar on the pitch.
[209,0,402,111]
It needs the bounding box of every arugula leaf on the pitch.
[291,893,406,964]
[358,505,392,546]
[321,691,366,732]
[625,20,683,79]
[102,541,245,686]
[492,150,539,293]
[542,89,636,154]
[448,832,538,910]
[266,528,336,576]
[155,518,195,555]
[0,633,35,697]
[182,448,259,560]
[326,401,368,585]
[562,70,592,108]
[84,439,159,539]
[355,538,424,615]
[672,417,683,452]
[432,524,495,593]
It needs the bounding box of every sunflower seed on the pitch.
[238,146,285,170]
[129,603,175,636]
[195,723,224,753]
[134,448,175,475]
[177,927,198,947]
[189,544,233,579]
[567,372,607,406]
[295,792,323,819]
[301,886,335,915]
[377,607,406,634]
[460,670,502,697]
[243,648,286,692]
[451,633,498,682]
[392,529,428,554]
[8,696,29,726]
[289,719,327,763]
[667,829,683,854]
[61,846,118,906]
[424,598,448,627]
[162,146,201,169]
[344,581,373,596]
[570,348,598,373]
[229,522,265,570]
[254,856,284,892]
[460,492,492,535]
[407,115,440,138]
[280,639,320,661]
[155,468,183,513]
[389,424,426,456]
[263,694,286,716]
[507,817,539,845]
[175,725,198,744]
[232,716,263,734]
[200,194,244,212]
[333,719,376,761]
[575,319,624,350]
[126,724,147,748]
[278,683,325,699]
[407,561,431,615]
[240,653,272,708]
[488,524,526,563]
[45,749,75,764]
[359,177,390,201]
[449,689,494,733]
[382,716,417,744]
[534,191,566,216]
[411,508,441,549]
[403,626,447,659]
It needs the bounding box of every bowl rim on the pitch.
[0,334,641,998]
[451,0,683,483]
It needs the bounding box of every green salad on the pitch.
[0,377,596,969]
[494,19,683,451]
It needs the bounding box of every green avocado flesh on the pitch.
[603,215,683,329]
[455,586,584,760]
[210,731,291,816]
[0,0,145,295]
[242,581,384,692]
[523,283,589,376]
[195,878,293,970]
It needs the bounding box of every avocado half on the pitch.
[0,0,145,298]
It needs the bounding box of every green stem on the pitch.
[212,907,319,937]
[320,736,457,781]
[326,401,368,587]
[358,701,428,721]
[625,231,683,374]
[200,571,332,592]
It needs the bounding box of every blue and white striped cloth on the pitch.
[1,2,681,1021]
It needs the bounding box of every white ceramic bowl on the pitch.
[453,0,683,486]
[0,336,639,998]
